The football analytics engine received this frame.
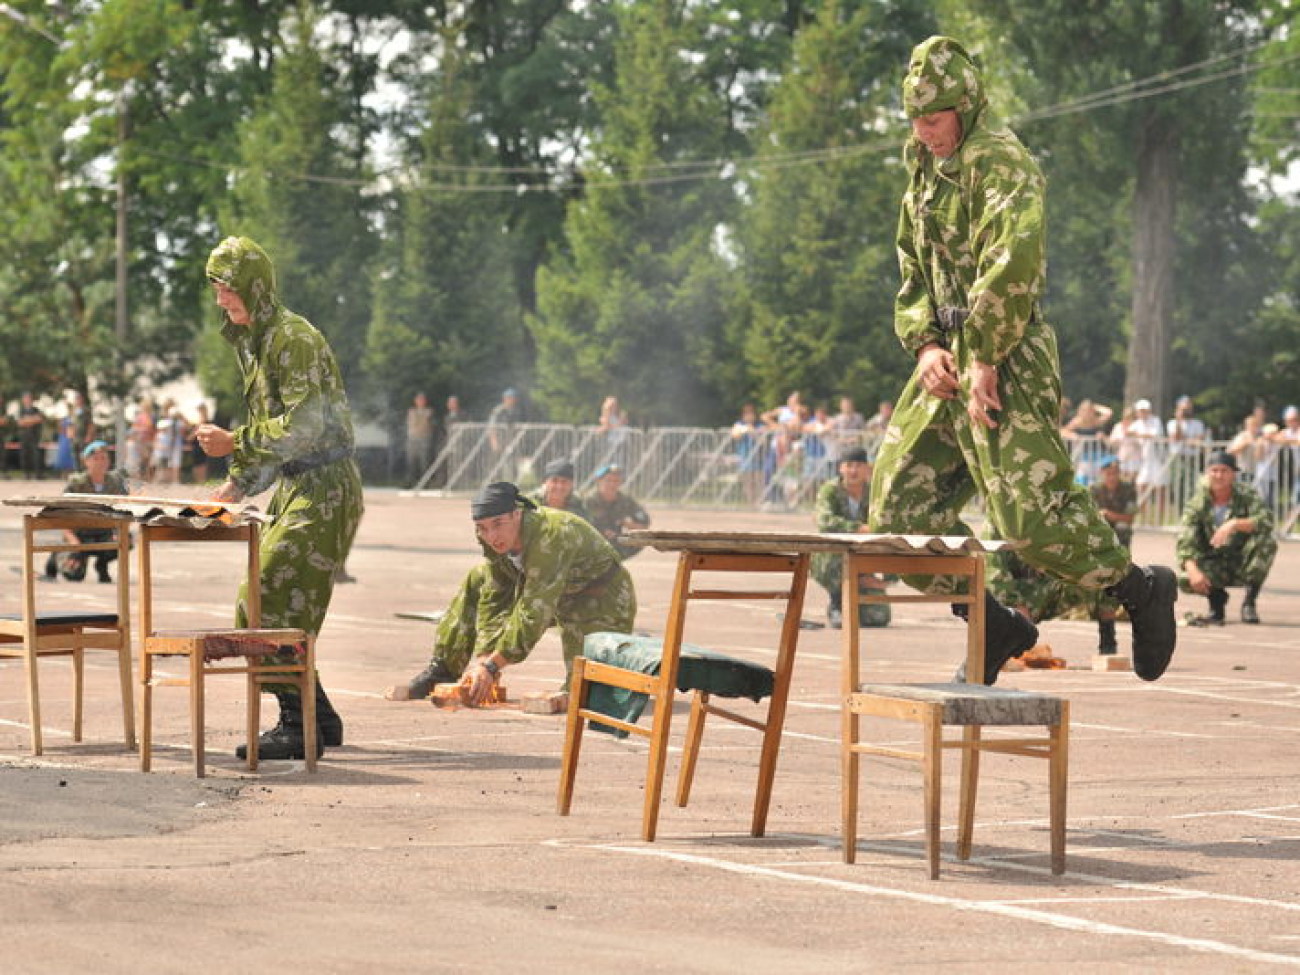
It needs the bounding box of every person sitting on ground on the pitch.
[811,447,890,629]
[529,458,592,523]
[583,463,650,560]
[44,439,130,583]
[1177,450,1276,626]
[386,482,636,704]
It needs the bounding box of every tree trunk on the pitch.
[1124,111,1178,417]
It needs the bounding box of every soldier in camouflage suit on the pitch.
[387,482,636,704]
[1176,451,1276,625]
[811,447,890,629]
[199,236,365,760]
[868,36,1177,684]
[583,463,650,560]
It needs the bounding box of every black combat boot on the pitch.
[951,592,1039,685]
[316,683,344,748]
[236,690,323,761]
[1240,584,1261,624]
[1190,586,1228,627]
[394,659,457,700]
[1107,564,1178,681]
[1097,618,1118,655]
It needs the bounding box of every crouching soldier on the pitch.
[386,482,636,705]
[1178,451,1276,626]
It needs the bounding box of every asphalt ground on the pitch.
[2,479,1298,973]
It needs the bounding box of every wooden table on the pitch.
[625,530,1005,835]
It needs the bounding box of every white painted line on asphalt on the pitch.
[1155,686,1300,709]
[548,838,1300,967]
[1172,803,1300,821]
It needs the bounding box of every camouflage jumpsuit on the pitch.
[206,237,365,690]
[869,37,1129,595]
[432,506,636,682]
[1176,481,1276,591]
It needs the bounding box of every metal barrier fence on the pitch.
[415,422,1299,537]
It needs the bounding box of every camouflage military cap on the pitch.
[902,35,983,119]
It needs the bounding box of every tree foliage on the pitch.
[0,0,1293,446]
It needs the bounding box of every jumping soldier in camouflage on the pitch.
[198,236,365,760]
[868,36,1178,684]
[387,482,636,705]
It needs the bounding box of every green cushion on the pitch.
[582,632,774,738]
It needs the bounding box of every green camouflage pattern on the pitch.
[869,39,1130,595]
[811,479,891,626]
[527,487,593,525]
[1176,481,1277,590]
[902,36,984,121]
[206,237,364,691]
[583,489,650,560]
[433,506,636,681]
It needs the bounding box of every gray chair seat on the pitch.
[855,682,1064,726]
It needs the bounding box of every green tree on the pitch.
[529,0,739,425]
[364,21,527,428]
[210,2,379,399]
[953,0,1273,418]
[737,0,933,414]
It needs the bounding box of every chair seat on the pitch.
[583,632,775,736]
[146,629,307,661]
[0,611,120,627]
[854,682,1064,726]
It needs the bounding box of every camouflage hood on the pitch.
[205,236,281,338]
[902,36,987,155]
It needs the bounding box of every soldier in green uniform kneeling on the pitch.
[1177,451,1276,626]
[387,482,636,705]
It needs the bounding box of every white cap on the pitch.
[1134,398,1152,411]
[1285,405,1299,420]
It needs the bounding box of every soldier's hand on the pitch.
[196,423,235,458]
[1186,565,1211,595]
[462,660,496,706]
[917,345,958,400]
[966,361,1001,429]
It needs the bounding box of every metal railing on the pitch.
[413,423,1299,537]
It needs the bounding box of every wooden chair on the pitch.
[841,550,1069,878]
[558,550,809,841]
[0,511,134,756]
[137,521,315,777]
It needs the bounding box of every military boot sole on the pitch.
[1131,565,1178,681]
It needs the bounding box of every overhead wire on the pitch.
[131,40,1294,195]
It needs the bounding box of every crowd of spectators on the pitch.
[0,392,227,486]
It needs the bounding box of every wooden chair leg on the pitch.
[117,640,136,752]
[557,658,590,816]
[72,644,85,743]
[190,652,206,778]
[246,673,260,771]
[842,708,860,864]
[957,725,981,861]
[301,644,318,773]
[923,706,943,880]
[676,691,708,808]
[641,690,677,842]
[140,653,154,772]
[1050,704,1069,875]
[24,641,43,756]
